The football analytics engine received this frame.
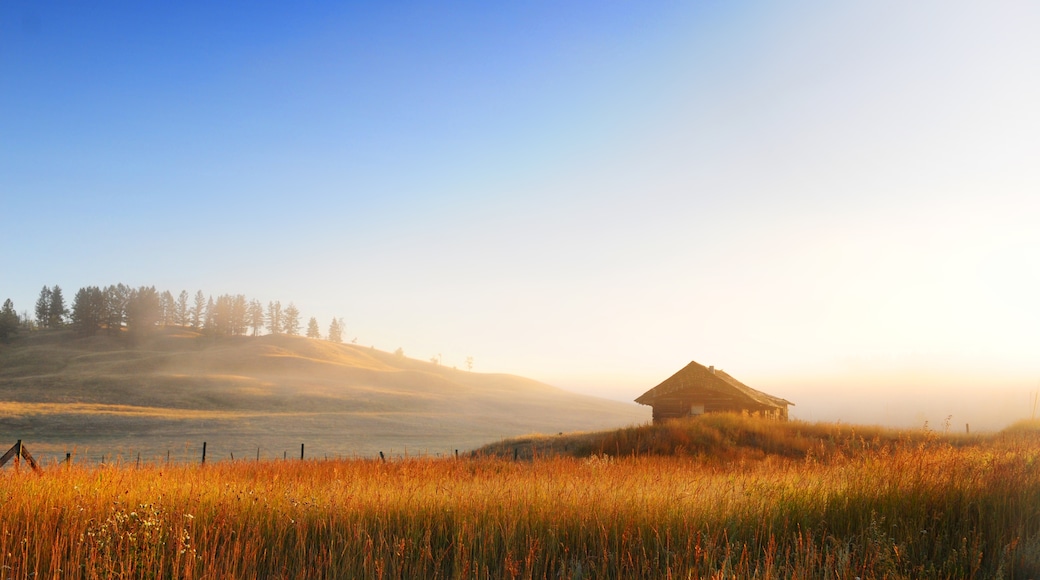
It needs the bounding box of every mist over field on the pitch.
[0,327,648,464]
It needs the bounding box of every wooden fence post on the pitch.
[0,440,42,473]
[202,441,207,465]
[300,443,304,460]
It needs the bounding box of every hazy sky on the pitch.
[3,2,1038,429]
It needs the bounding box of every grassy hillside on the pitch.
[474,412,987,461]
[0,328,648,463]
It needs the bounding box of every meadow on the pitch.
[0,329,648,463]
[0,416,1037,579]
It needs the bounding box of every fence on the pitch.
[0,440,41,473]
[0,440,476,471]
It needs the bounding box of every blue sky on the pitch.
[3,1,1039,428]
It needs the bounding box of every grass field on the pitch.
[0,329,648,462]
[0,415,1037,579]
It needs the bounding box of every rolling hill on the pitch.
[0,328,648,464]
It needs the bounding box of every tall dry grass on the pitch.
[479,413,983,462]
[0,419,1037,578]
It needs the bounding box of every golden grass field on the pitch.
[0,415,1037,579]
[0,329,647,462]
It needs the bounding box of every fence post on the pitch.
[301,443,304,460]
[0,441,42,473]
[202,441,207,465]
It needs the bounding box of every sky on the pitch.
[2,1,1039,430]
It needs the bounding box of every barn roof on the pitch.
[635,360,794,409]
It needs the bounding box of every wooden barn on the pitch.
[635,360,793,423]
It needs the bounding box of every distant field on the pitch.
[0,329,648,463]
[0,415,1037,579]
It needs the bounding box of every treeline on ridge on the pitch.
[0,284,345,344]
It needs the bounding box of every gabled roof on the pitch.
[635,360,793,408]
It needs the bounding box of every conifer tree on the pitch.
[0,299,19,342]
[159,290,176,327]
[48,286,67,328]
[306,317,321,339]
[191,290,205,330]
[130,286,161,333]
[248,299,265,336]
[175,290,189,326]
[203,296,216,333]
[103,284,131,334]
[35,286,52,328]
[327,317,343,343]
[266,301,283,335]
[231,295,248,336]
[70,286,105,337]
[209,295,229,336]
[283,303,301,336]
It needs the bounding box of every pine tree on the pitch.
[159,290,176,327]
[248,299,265,336]
[127,286,160,338]
[266,301,283,335]
[48,286,68,328]
[191,290,205,330]
[71,286,105,337]
[231,295,248,336]
[306,317,321,339]
[175,290,190,326]
[103,284,131,334]
[0,299,19,342]
[327,317,343,343]
[203,296,216,333]
[35,286,52,329]
[283,303,301,336]
[209,295,229,336]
